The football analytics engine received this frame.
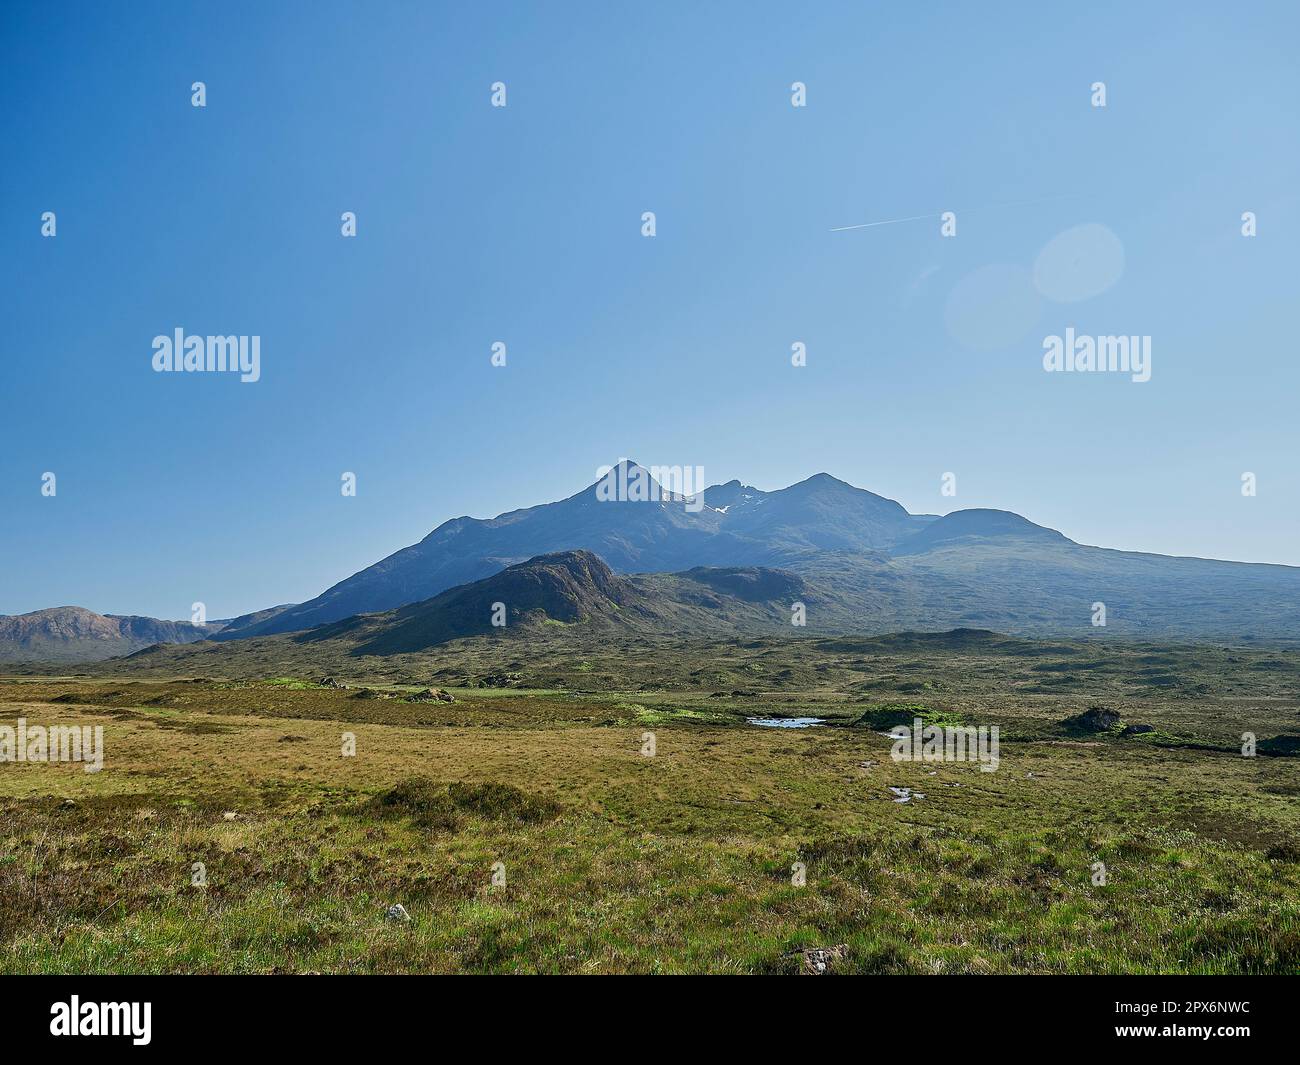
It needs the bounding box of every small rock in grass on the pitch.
[800,944,847,975]
[888,786,923,803]
[407,688,456,703]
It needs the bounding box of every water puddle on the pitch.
[747,717,825,729]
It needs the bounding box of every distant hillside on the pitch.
[0,607,218,663]
[212,604,296,632]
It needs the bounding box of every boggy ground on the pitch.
[1,633,1298,974]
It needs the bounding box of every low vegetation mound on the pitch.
[446,782,561,822]
[849,703,965,730]
[367,777,561,830]
[1063,706,1121,733]
[1259,734,1300,757]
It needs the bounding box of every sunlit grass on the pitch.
[1,659,1298,973]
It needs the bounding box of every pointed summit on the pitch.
[573,459,708,505]
[784,472,852,492]
[567,459,658,502]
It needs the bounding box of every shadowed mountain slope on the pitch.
[297,551,815,655]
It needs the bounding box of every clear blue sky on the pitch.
[2,1,1297,620]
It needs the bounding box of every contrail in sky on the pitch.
[829,213,935,232]
[829,194,1079,233]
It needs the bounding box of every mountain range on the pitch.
[213,463,959,638]
[212,461,1300,643]
[4,461,1299,664]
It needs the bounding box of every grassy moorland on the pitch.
[1,631,1298,974]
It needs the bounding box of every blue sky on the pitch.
[2,1,1297,619]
